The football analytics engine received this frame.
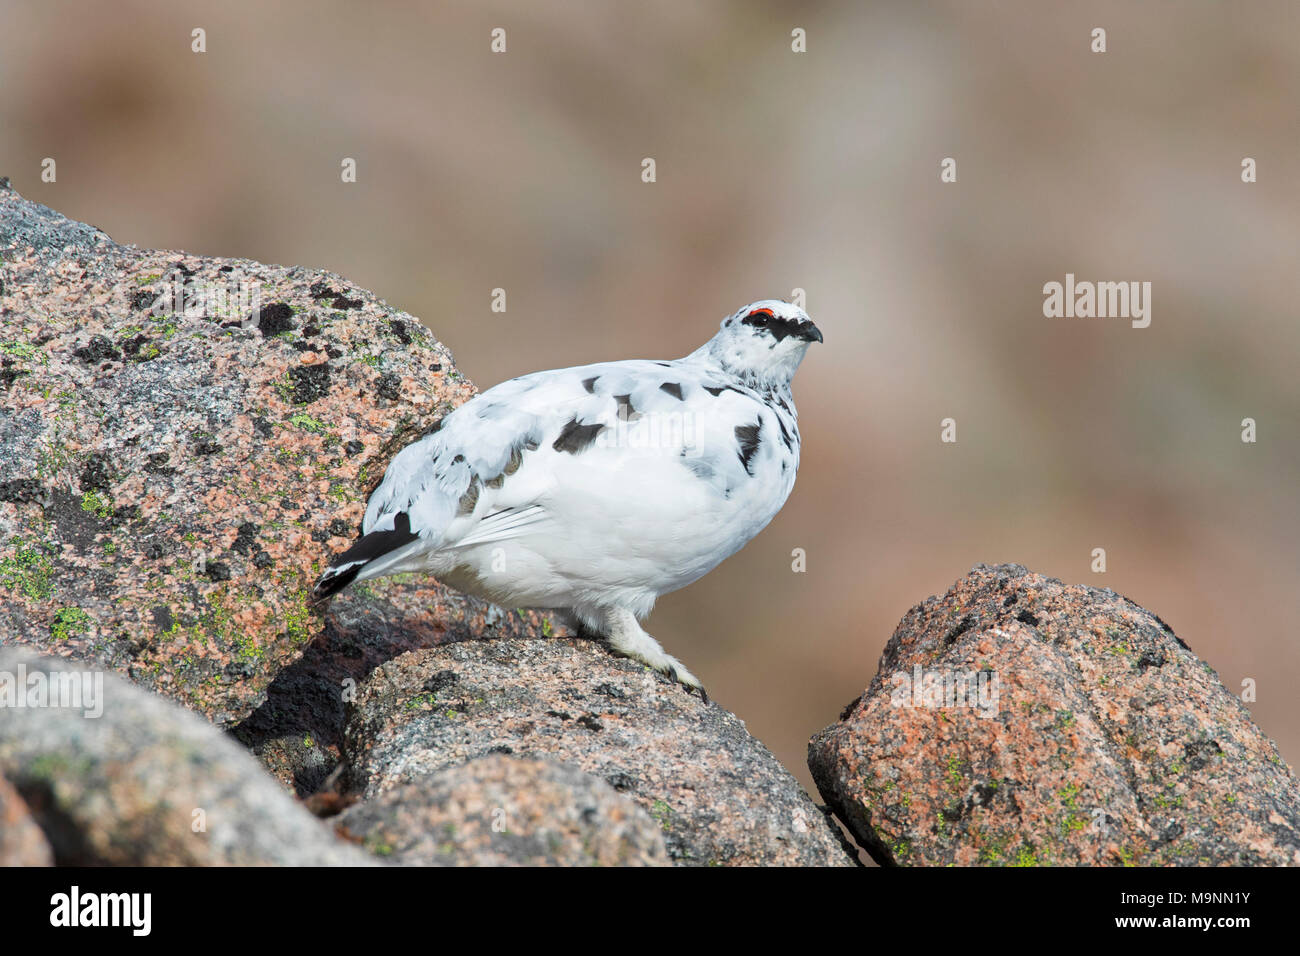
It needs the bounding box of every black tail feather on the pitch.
[309,511,418,603]
[309,563,363,604]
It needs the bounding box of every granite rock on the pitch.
[809,563,1300,866]
[335,753,669,866]
[0,182,547,732]
[342,638,858,867]
[0,647,374,865]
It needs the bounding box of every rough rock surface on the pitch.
[0,771,54,866]
[335,753,669,866]
[233,582,551,795]
[0,181,555,742]
[341,638,858,867]
[809,563,1300,866]
[0,647,374,865]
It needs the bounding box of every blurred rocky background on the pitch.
[1,0,1296,799]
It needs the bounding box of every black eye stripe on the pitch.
[742,311,797,342]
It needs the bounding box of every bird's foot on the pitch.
[600,608,709,703]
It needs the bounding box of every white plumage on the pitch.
[312,299,822,695]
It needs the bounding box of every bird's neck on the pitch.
[684,343,801,395]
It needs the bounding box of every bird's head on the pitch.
[696,299,823,387]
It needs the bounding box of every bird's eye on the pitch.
[741,308,775,330]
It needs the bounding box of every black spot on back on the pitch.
[659,382,684,401]
[553,418,605,454]
[613,394,638,421]
[457,476,481,516]
[735,420,762,475]
[582,376,599,393]
[503,445,525,475]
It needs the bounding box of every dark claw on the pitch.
[697,684,710,705]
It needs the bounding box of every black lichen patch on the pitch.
[150,605,175,634]
[231,521,260,555]
[1183,739,1222,772]
[1152,613,1191,651]
[1137,649,1166,671]
[1016,610,1040,627]
[1,359,26,389]
[0,478,42,504]
[659,382,684,401]
[288,363,331,404]
[79,453,113,492]
[423,669,459,693]
[120,334,152,359]
[331,294,362,310]
[344,439,364,456]
[189,429,220,455]
[73,335,120,364]
[191,429,222,456]
[735,421,761,475]
[553,419,605,455]
[582,376,599,393]
[204,560,231,582]
[387,319,412,344]
[943,614,976,646]
[258,302,295,337]
[253,550,273,569]
[376,372,401,401]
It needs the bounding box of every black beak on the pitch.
[798,321,823,344]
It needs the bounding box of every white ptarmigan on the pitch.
[311,299,822,697]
